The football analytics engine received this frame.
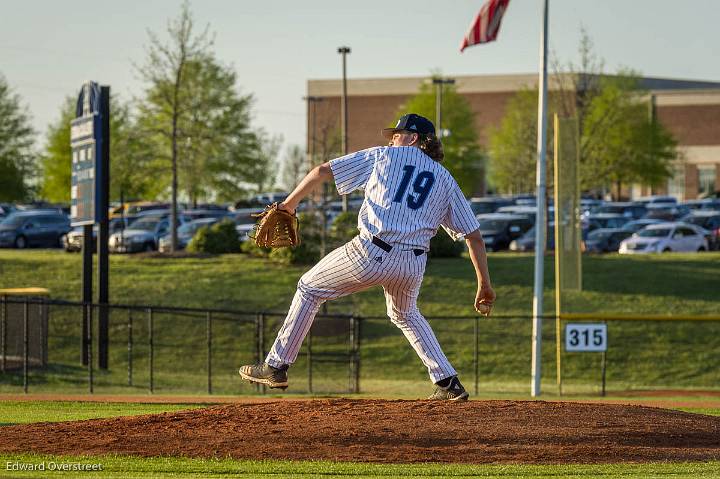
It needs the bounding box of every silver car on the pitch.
[109,215,188,253]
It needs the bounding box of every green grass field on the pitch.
[0,400,719,478]
[1,454,718,478]
[0,250,719,396]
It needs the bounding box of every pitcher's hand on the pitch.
[475,285,496,316]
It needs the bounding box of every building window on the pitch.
[698,165,716,197]
[667,164,685,200]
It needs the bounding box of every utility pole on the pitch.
[303,96,324,172]
[338,46,351,212]
[432,77,455,137]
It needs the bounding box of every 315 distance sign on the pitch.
[565,323,607,352]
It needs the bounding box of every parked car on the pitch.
[62,218,132,252]
[109,214,189,253]
[0,203,16,220]
[634,195,678,205]
[495,205,538,224]
[580,198,603,215]
[182,209,231,221]
[158,217,222,252]
[619,222,709,254]
[586,213,630,231]
[476,213,533,251]
[110,201,172,218]
[509,223,555,252]
[681,199,720,211]
[620,218,665,233]
[468,197,514,215]
[588,202,647,220]
[511,194,537,206]
[0,210,71,249]
[680,211,720,250]
[643,203,691,221]
[582,228,633,253]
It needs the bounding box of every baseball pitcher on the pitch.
[239,113,495,400]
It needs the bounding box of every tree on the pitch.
[137,3,270,244]
[395,77,486,196]
[109,100,162,202]
[487,88,554,194]
[488,28,677,197]
[40,96,156,203]
[181,58,266,204]
[39,97,74,202]
[581,74,676,196]
[135,0,213,250]
[0,75,35,201]
[279,145,307,191]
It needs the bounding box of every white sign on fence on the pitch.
[565,323,607,352]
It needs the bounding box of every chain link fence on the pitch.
[1,297,719,396]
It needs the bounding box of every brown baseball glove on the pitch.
[251,203,300,248]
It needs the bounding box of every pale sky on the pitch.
[1,0,718,160]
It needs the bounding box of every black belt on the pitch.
[372,236,425,256]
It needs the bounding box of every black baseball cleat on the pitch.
[238,362,289,389]
[427,376,469,401]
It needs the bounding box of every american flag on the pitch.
[460,0,511,52]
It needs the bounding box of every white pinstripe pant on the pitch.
[266,236,457,383]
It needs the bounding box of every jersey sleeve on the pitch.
[329,147,383,195]
[440,179,480,241]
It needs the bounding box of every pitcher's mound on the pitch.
[1,399,719,464]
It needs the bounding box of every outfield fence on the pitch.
[1,296,719,396]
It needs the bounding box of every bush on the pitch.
[266,212,323,265]
[429,228,465,258]
[329,211,358,249]
[240,238,271,257]
[187,219,241,254]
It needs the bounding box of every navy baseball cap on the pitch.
[382,113,435,140]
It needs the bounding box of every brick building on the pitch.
[306,74,720,199]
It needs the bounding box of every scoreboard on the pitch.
[70,81,104,227]
[70,114,99,225]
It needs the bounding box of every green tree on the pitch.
[0,75,35,201]
[40,96,156,203]
[136,2,269,245]
[39,97,74,202]
[109,100,161,202]
[488,29,677,196]
[580,74,676,196]
[135,0,214,249]
[395,77,486,195]
[176,57,264,204]
[487,88,554,194]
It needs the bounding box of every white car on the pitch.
[618,222,709,254]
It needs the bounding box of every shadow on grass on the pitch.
[0,362,88,388]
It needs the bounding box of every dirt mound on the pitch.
[1,399,719,464]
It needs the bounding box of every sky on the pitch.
[1,0,718,161]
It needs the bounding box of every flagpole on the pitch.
[531,0,549,398]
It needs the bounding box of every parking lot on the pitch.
[2,194,719,255]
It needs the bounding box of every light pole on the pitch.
[432,77,455,137]
[303,96,324,172]
[338,46,351,212]
[304,95,329,257]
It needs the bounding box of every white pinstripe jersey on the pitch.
[329,146,480,250]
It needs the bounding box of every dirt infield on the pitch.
[1,399,719,464]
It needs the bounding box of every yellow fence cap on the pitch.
[0,288,50,296]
